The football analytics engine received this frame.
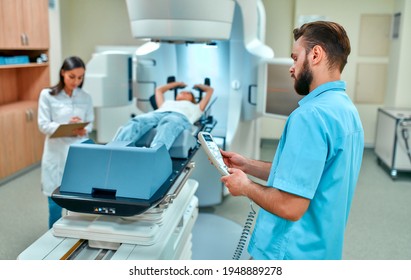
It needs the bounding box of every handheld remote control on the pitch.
[198,132,230,176]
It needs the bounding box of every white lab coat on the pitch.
[38,88,94,196]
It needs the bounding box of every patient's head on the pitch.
[176,91,196,103]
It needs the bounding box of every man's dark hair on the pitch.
[293,21,351,72]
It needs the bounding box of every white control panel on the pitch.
[198,132,229,176]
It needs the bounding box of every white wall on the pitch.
[386,0,411,108]
[60,0,143,62]
[48,0,63,85]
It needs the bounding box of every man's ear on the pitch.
[311,45,324,65]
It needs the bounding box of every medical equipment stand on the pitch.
[374,107,411,179]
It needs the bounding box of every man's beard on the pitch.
[294,59,313,96]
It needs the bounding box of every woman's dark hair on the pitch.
[293,21,351,72]
[49,56,86,96]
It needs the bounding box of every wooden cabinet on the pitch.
[0,102,44,179]
[0,0,49,49]
[0,0,49,181]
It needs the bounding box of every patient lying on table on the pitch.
[114,81,214,150]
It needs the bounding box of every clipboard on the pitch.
[50,122,90,138]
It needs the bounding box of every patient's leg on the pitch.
[150,113,191,150]
[114,111,165,142]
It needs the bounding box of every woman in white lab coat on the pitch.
[38,56,94,229]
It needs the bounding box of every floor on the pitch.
[1,140,411,260]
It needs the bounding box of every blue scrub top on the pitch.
[248,81,364,260]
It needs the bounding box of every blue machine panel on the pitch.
[60,140,172,200]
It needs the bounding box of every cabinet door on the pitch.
[0,106,24,178]
[0,0,23,47]
[9,103,35,173]
[0,0,49,49]
[14,101,44,168]
[0,102,44,179]
[0,109,13,178]
[19,0,50,49]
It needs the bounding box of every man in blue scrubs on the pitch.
[220,21,364,259]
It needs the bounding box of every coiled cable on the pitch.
[232,200,256,260]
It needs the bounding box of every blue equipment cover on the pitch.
[60,140,172,200]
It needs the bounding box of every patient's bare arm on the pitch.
[194,84,214,111]
[155,81,187,108]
